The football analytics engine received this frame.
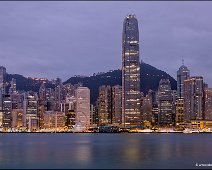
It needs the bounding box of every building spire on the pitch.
[182,57,184,65]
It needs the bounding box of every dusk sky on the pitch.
[0,1,212,85]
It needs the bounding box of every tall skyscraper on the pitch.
[76,87,90,128]
[23,91,39,131]
[157,79,173,125]
[177,62,190,98]
[122,14,141,126]
[184,77,204,122]
[0,66,6,94]
[176,62,190,124]
[112,85,122,124]
[98,85,112,125]
[9,78,17,95]
[204,88,212,120]
[2,94,12,130]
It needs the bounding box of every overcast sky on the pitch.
[0,1,212,85]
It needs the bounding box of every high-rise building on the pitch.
[76,87,90,128]
[9,78,17,95]
[176,63,190,124]
[177,63,190,98]
[23,91,39,131]
[141,95,152,123]
[184,77,204,122]
[204,88,212,120]
[157,79,173,125]
[112,85,122,124]
[122,14,141,126]
[2,94,12,130]
[11,109,24,130]
[0,66,6,94]
[98,85,112,125]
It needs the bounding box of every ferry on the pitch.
[183,128,200,134]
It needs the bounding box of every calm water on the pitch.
[0,133,212,169]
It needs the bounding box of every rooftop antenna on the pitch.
[182,56,184,65]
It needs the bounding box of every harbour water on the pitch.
[0,133,211,169]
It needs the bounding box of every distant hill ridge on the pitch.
[5,62,177,104]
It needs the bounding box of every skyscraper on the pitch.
[76,87,90,128]
[98,85,112,125]
[177,62,190,98]
[112,85,122,125]
[157,79,173,125]
[0,66,6,94]
[23,91,39,131]
[176,62,190,124]
[204,88,212,120]
[122,14,141,126]
[184,77,204,122]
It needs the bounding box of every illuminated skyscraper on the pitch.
[76,87,90,128]
[176,62,190,124]
[0,66,6,94]
[204,88,212,120]
[112,85,122,124]
[157,79,173,125]
[177,63,190,98]
[184,77,204,122]
[122,14,141,126]
[2,94,12,130]
[98,85,112,125]
[23,91,39,131]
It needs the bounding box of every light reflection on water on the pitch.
[0,133,212,169]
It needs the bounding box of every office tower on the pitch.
[39,83,46,102]
[9,78,17,94]
[172,90,177,124]
[23,91,39,131]
[93,100,99,125]
[12,93,24,110]
[204,88,212,120]
[2,94,12,130]
[177,63,190,98]
[98,85,112,125]
[175,99,184,124]
[0,91,3,127]
[76,87,90,128]
[184,77,204,122]
[0,66,6,94]
[157,79,173,125]
[176,63,190,124]
[112,85,122,124]
[64,95,76,128]
[141,95,152,123]
[147,90,158,125]
[122,14,141,126]
[11,109,24,130]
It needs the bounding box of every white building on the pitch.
[76,87,90,129]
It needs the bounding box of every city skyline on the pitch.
[0,2,212,86]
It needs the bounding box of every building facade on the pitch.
[204,88,212,120]
[76,87,90,128]
[122,14,141,126]
[157,79,173,125]
[184,77,204,122]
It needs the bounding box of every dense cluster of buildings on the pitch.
[0,14,212,132]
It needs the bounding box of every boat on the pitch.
[183,128,200,133]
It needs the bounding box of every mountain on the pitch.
[5,62,177,104]
[5,74,54,93]
[64,62,177,104]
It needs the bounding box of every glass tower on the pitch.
[177,64,190,99]
[122,14,141,126]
